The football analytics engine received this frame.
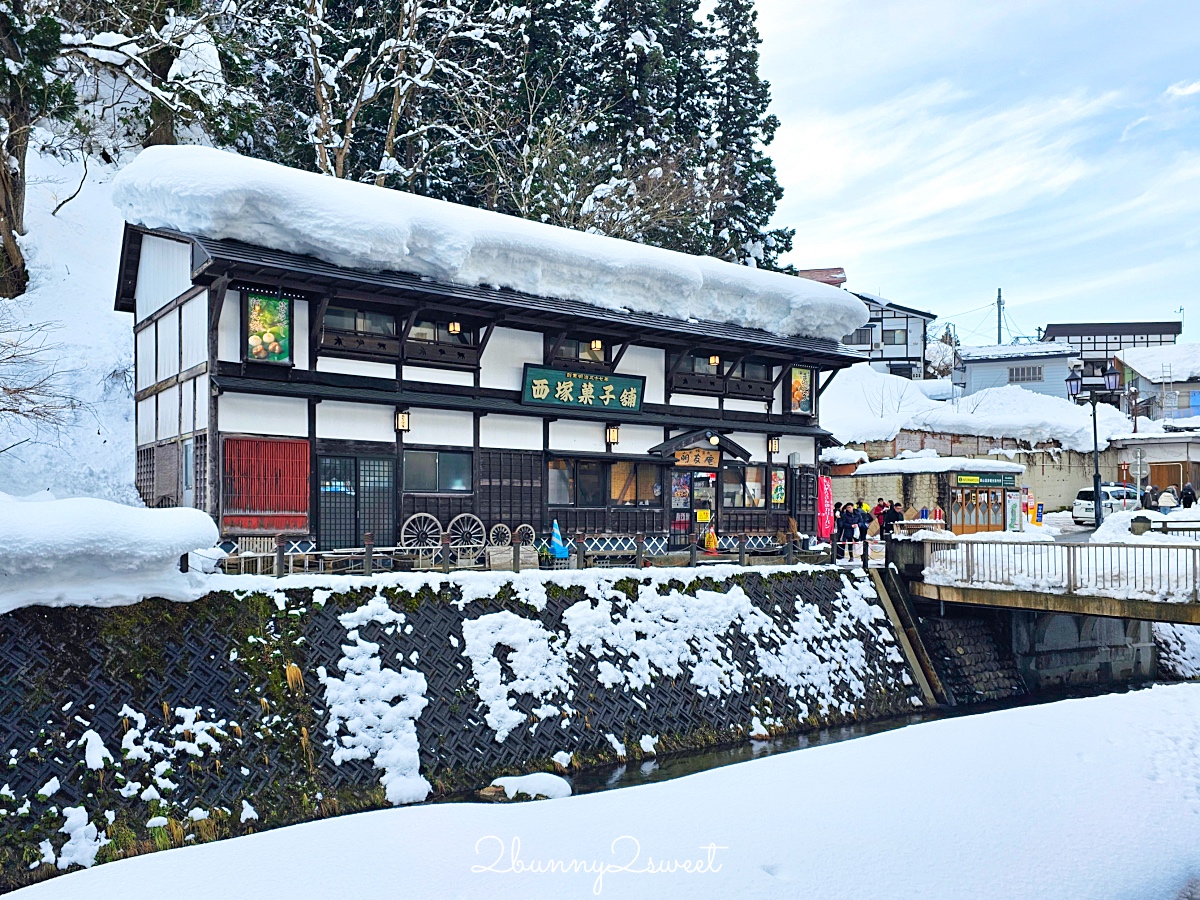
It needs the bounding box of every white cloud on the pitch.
[1165,80,1200,98]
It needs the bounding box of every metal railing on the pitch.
[920,537,1200,602]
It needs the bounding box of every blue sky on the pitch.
[757,0,1200,343]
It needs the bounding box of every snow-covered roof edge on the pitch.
[853,456,1025,476]
[111,146,870,343]
[958,343,1078,362]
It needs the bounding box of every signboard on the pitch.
[245,291,292,363]
[790,367,816,415]
[674,448,721,468]
[770,469,787,506]
[817,475,834,539]
[955,473,1017,488]
[1006,491,1023,532]
[695,509,711,523]
[520,365,645,412]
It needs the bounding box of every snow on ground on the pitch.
[0,142,136,501]
[112,146,868,342]
[822,364,1132,452]
[15,685,1200,900]
[1091,509,1200,545]
[1156,624,1200,679]
[0,491,219,612]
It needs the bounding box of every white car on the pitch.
[1072,485,1139,525]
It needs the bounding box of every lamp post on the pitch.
[1066,363,1121,527]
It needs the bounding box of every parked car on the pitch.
[1072,483,1139,525]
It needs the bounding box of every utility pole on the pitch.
[996,288,1003,344]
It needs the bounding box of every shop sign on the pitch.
[817,475,834,539]
[520,365,645,413]
[673,448,721,468]
[956,473,1016,488]
[696,509,712,523]
[790,367,816,415]
[770,468,787,505]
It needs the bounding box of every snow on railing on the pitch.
[920,537,1200,603]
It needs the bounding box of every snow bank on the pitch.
[0,494,219,612]
[853,455,1023,476]
[1118,344,1200,383]
[490,773,572,801]
[822,364,1133,452]
[1090,509,1200,545]
[111,146,868,342]
[18,685,1200,900]
[819,447,868,466]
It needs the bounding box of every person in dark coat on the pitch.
[1182,483,1197,509]
[883,501,905,537]
[1141,486,1158,510]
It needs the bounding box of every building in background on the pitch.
[952,343,1079,399]
[840,292,936,380]
[1040,321,1182,402]
[1114,345,1200,420]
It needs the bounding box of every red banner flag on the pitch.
[817,475,834,539]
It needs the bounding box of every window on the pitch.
[244,291,292,363]
[844,327,874,345]
[721,466,768,509]
[222,437,309,531]
[547,459,606,507]
[182,439,194,491]
[724,359,771,382]
[317,456,396,550]
[409,318,473,346]
[1008,365,1044,383]
[882,329,907,345]
[555,339,606,364]
[609,462,663,507]
[403,450,472,492]
[324,306,397,336]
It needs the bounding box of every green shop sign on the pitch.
[955,473,1017,488]
[520,365,646,413]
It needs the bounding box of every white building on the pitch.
[1115,345,1200,420]
[841,292,936,380]
[1041,320,1182,400]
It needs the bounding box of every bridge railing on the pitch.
[919,537,1200,603]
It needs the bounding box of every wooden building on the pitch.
[115,201,865,553]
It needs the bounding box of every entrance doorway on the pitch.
[950,487,1006,534]
[669,469,718,547]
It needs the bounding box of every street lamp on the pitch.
[1066,363,1121,527]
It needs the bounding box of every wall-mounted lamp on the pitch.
[448,321,462,335]
[605,424,620,445]
[768,435,781,454]
[590,338,604,353]
[707,431,720,446]
[395,409,411,433]
[708,354,721,367]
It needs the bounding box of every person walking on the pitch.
[1160,487,1178,516]
[1141,485,1158,510]
[1182,482,1197,509]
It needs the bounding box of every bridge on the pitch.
[897,536,1200,625]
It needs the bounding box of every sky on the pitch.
[757,0,1200,344]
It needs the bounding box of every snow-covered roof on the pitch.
[1116,345,1200,384]
[821,364,1132,452]
[850,290,937,321]
[819,447,869,466]
[853,455,1024,476]
[957,343,1077,362]
[111,146,869,343]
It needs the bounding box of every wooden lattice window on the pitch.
[222,437,310,533]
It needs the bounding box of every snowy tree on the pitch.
[926,325,959,378]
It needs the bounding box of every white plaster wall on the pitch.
[217,291,241,362]
[403,365,474,386]
[218,393,308,437]
[549,420,606,452]
[135,235,193,322]
[316,357,396,378]
[180,295,207,370]
[613,424,665,456]
[156,308,179,381]
[771,367,783,414]
[317,401,395,442]
[480,327,543,390]
[670,394,719,409]
[293,300,310,370]
[136,327,155,390]
[157,384,180,439]
[616,345,664,404]
[480,414,543,450]
[404,408,473,447]
[195,376,209,425]
[137,397,155,445]
[777,435,816,466]
[727,431,768,462]
[180,378,195,435]
[725,398,769,414]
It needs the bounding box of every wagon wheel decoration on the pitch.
[488,523,512,547]
[400,513,443,552]
[514,524,537,546]
[447,513,487,552]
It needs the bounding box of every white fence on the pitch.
[920,538,1200,603]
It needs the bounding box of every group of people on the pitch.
[1141,482,1197,514]
[833,497,906,558]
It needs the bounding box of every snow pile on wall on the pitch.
[111,146,868,342]
[1090,509,1200,545]
[1118,344,1200,383]
[823,364,1132,452]
[854,453,1024,476]
[1155,624,1200,679]
[820,447,869,465]
[0,493,219,612]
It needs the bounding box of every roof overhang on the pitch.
[647,429,752,461]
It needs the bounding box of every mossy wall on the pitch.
[0,566,922,891]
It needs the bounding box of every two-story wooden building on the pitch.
[114,148,867,552]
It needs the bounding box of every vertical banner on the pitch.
[1006,491,1022,532]
[817,475,834,539]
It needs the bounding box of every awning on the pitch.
[646,429,751,461]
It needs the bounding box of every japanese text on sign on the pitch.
[521,365,646,413]
[673,448,721,468]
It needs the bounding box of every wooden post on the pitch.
[738,534,747,567]
[1192,547,1199,603]
[274,534,286,578]
[441,532,452,574]
[785,538,794,566]
[577,533,588,569]
[179,553,189,574]
[363,531,374,576]
[689,537,698,567]
[635,533,645,568]
[861,534,870,570]
[513,541,521,573]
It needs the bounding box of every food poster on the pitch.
[247,293,291,362]
[790,367,814,414]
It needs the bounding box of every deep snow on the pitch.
[14,685,1200,900]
